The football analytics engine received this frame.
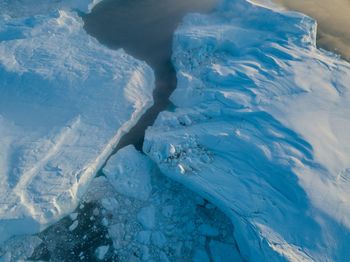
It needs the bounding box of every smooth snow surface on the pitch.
[144,0,350,261]
[0,7,154,244]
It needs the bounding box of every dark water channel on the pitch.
[84,0,218,151]
[28,1,224,261]
[16,0,349,260]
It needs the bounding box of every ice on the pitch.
[103,145,152,201]
[69,213,78,221]
[137,206,156,229]
[101,197,119,211]
[159,251,170,262]
[68,220,79,232]
[143,0,350,261]
[0,0,101,17]
[95,245,109,260]
[0,236,42,262]
[193,249,210,262]
[199,224,219,237]
[151,231,167,248]
[64,145,239,261]
[136,231,151,245]
[209,240,242,262]
[0,5,154,245]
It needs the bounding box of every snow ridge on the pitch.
[144,0,350,261]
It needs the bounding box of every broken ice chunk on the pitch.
[137,205,156,230]
[95,245,109,260]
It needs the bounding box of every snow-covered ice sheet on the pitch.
[0,7,154,244]
[144,0,350,261]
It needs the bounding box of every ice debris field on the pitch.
[1,0,350,261]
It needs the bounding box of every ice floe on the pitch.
[144,0,350,261]
[0,6,154,245]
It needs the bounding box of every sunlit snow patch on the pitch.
[0,9,154,244]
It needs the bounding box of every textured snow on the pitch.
[0,7,154,244]
[144,0,350,261]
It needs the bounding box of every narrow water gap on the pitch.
[24,1,349,261]
[83,0,218,153]
[25,1,242,261]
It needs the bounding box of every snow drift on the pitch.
[0,7,154,244]
[144,0,350,261]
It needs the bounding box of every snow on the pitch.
[143,0,350,261]
[0,5,154,245]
